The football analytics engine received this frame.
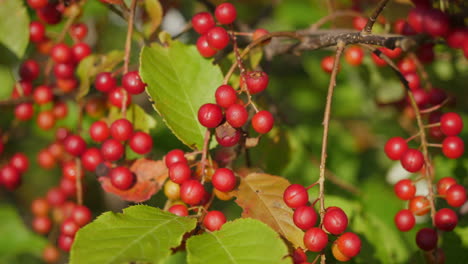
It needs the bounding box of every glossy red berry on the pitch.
[206,27,230,50]
[293,206,318,230]
[101,139,124,161]
[37,3,62,25]
[32,216,52,234]
[51,43,73,63]
[445,184,467,207]
[58,235,74,252]
[292,248,307,264]
[409,196,430,216]
[408,7,427,33]
[64,135,87,156]
[72,43,91,61]
[336,232,361,258]
[400,149,424,173]
[435,208,458,231]
[10,153,29,173]
[384,137,408,160]
[46,187,66,206]
[169,162,191,184]
[215,3,237,24]
[192,12,215,35]
[203,210,227,231]
[423,8,449,37]
[62,160,84,181]
[416,228,438,251]
[323,207,348,235]
[321,56,335,73]
[352,16,367,30]
[404,72,420,90]
[53,63,74,79]
[437,177,457,196]
[215,126,241,147]
[440,112,463,136]
[394,179,416,200]
[212,168,236,192]
[53,101,68,119]
[61,218,80,237]
[60,178,76,197]
[226,104,248,128]
[397,57,417,74]
[168,204,188,217]
[42,245,60,263]
[70,23,88,40]
[110,166,135,190]
[394,209,415,231]
[108,87,131,108]
[28,0,48,9]
[283,184,308,209]
[442,136,464,159]
[215,85,237,108]
[244,71,269,94]
[14,103,34,121]
[165,149,187,168]
[180,179,205,205]
[0,165,21,190]
[33,85,54,105]
[20,60,40,81]
[110,119,134,141]
[90,121,110,142]
[37,110,56,130]
[81,148,103,172]
[31,198,49,217]
[196,35,217,57]
[122,71,146,94]
[198,103,223,128]
[12,80,33,98]
[129,131,153,155]
[345,46,364,66]
[37,149,56,169]
[303,227,328,252]
[94,72,117,93]
[381,47,402,59]
[71,205,92,227]
[371,53,387,67]
[252,110,274,134]
[29,21,46,42]
[447,28,468,49]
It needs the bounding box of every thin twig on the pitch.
[362,0,390,35]
[75,157,83,205]
[420,98,450,114]
[200,130,211,185]
[121,0,138,117]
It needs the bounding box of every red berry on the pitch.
[62,160,84,181]
[180,179,205,205]
[57,78,78,93]
[129,131,153,155]
[410,88,429,107]
[445,184,467,207]
[437,177,457,196]
[29,21,46,43]
[215,3,237,24]
[345,46,364,66]
[12,80,33,98]
[94,72,117,93]
[53,63,75,79]
[37,110,56,130]
[292,248,307,264]
[394,179,416,200]
[409,196,430,216]
[58,235,74,252]
[336,232,361,258]
[394,209,415,231]
[206,27,230,50]
[42,245,60,263]
[64,135,87,156]
[192,12,215,35]
[321,56,335,73]
[61,218,80,237]
[109,166,135,190]
[244,71,269,94]
[70,23,88,40]
[53,101,68,119]
[252,28,271,45]
[323,207,348,235]
[446,28,468,49]
[442,136,464,159]
[81,148,103,172]
[14,103,34,121]
[60,178,76,197]
[31,198,50,217]
[416,228,438,251]
[417,44,435,64]
[404,72,420,90]
[215,126,241,147]
[381,47,402,59]
[32,216,52,234]
[332,242,351,262]
[10,153,29,173]
[110,119,134,141]
[71,205,92,226]
[46,187,66,206]
[215,85,237,108]
[440,112,463,136]
[168,204,188,217]
[226,104,248,128]
[203,210,227,231]
[72,43,91,61]
[122,71,146,95]
[212,168,236,192]
[293,206,318,230]
[196,35,217,57]
[428,88,447,106]
[51,43,73,63]
[101,138,124,161]
[28,0,48,9]
[303,227,328,252]
[37,149,56,169]
[384,137,408,160]
[0,165,21,190]
[165,149,187,168]
[435,208,458,231]
[423,9,449,37]
[352,16,367,30]
[397,57,417,74]
[408,7,427,33]
[169,162,191,184]
[198,103,223,128]
[37,3,62,25]
[90,121,110,142]
[20,60,40,81]
[283,184,308,209]
[33,85,54,105]
[108,87,132,108]
[371,53,387,67]
[400,149,424,173]
[252,110,274,134]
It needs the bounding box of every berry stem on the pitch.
[200,130,211,185]
[121,0,138,117]
[406,132,421,142]
[424,123,441,128]
[318,40,345,264]
[420,98,450,114]
[75,157,83,205]
[427,143,443,148]
[362,0,390,35]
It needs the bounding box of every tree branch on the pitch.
[362,0,390,35]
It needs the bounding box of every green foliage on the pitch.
[0,0,29,58]
[186,218,292,264]
[70,205,197,264]
[0,205,47,263]
[0,65,14,100]
[140,41,223,150]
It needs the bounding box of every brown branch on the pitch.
[121,0,138,117]
[362,0,390,35]
[75,157,83,205]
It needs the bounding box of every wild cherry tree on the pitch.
[0,0,467,263]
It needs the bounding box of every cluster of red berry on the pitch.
[0,153,28,190]
[283,184,361,262]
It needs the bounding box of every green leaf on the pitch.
[143,0,163,37]
[140,41,223,149]
[108,104,157,133]
[186,218,292,264]
[0,0,29,58]
[0,65,15,100]
[70,205,197,264]
[76,50,124,100]
[0,204,47,261]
